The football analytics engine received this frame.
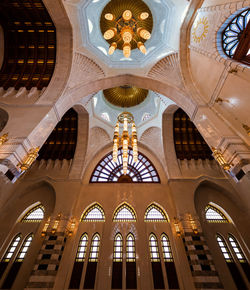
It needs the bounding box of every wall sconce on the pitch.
[67,218,76,237]
[51,214,61,234]
[189,214,198,235]
[0,133,8,146]
[174,218,182,237]
[242,124,250,136]
[41,217,50,237]
[212,147,231,171]
[18,147,40,171]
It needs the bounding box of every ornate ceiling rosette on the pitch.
[103,86,148,107]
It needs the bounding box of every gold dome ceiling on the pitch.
[100,0,153,50]
[103,86,148,107]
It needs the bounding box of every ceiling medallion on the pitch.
[100,0,153,58]
[103,86,148,108]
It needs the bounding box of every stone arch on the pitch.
[0,107,8,133]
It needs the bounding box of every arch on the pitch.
[75,233,88,262]
[15,233,33,262]
[113,233,123,262]
[81,203,105,222]
[228,234,247,263]
[144,203,169,222]
[0,108,8,133]
[20,203,45,223]
[161,233,173,262]
[216,234,233,263]
[126,233,136,262]
[205,203,231,223]
[149,233,160,262]
[1,234,22,263]
[89,233,100,262]
[113,203,136,222]
[90,148,160,183]
[218,8,250,64]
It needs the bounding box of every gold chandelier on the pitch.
[113,112,138,175]
[102,9,152,58]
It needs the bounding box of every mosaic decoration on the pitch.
[192,17,209,43]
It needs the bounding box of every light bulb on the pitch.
[103,28,116,40]
[122,29,132,43]
[122,10,132,21]
[109,42,117,55]
[139,12,149,20]
[137,42,147,54]
[137,28,151,40]
[123,43,131,58]
[105,13,114,21]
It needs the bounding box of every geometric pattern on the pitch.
[144,204,169,222]
[21,205,45,223]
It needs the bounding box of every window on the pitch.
[217,234,233,262]
[75,234,88,262]
[81,203,105,222]
[149,234,160,262]
[15,234,33,262]
[2,235,21,263]
[228,235,246,263]
[114,233,123,262]
[90,148,160,183]
[221,8,250,64]
[126,234,135,262]
[161,234,173,262]
[21,204,45,222]
[89,234,100,262]
[145,204,169,222]
[113,203,136,222]
[205,204,229,223]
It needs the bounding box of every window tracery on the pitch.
[145,204,169,222]
[89,234,100,262]
[205,204,229,223]
[228,234,246,263]
[75,234,88,262]
[90,148,160,183]
[216,234,233,263]
[81,204,105,222]
[149,234,160,262]
[113,233,123,262]
[1,234,21,263]
[21,205,45,222]
[161,234,173,262]
[113,203,136,222]
[126,234,135,262]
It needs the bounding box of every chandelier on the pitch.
[102,9,151,58]
[113,112,138,174]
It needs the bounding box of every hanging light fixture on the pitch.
[112,112,138,175]
[102,9,151,58]
[212,147,231,171]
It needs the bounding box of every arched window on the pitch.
[205,204,229,223]
[114,233,123,262]
[21,204,45,222]
[216,234,233,262]
[113,203,136,222]
[126,233,135,262]
[228,234,246,263]
[145,203,169,222]
[81,204,105,222]
[149,234,160,262]
[161,234,173,262]
[76,234,88,262]
[89,234,100,262]
[221,8,250,65]
[90,148,160,183]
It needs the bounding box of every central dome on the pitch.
[103,86,148,107]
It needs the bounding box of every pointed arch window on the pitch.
[21,204,45,222]
[113,203,136,222]
[89,234,100,262]
[126,234,136,262]
[145,204,169,222]
[205,204,229,223]
[217,234,233,262]
[161,234,173,262]
[221,8,250,64]
[76,234,88,262]
[126,233,137,289]
[114,233,123,262]
[0,234,21,280]
[149,234,160,262]
[90,148,160,183]
[112,233,123,289]
[81,204,105,222]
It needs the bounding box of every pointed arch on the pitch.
[126,233,136,262]
[144,203,169,222]
[113,233,123,262]
[205,203,231,223]
[161,233,173,262]
[1,234,22,263]
[89,233,100,262]
[21,204,45,223]
[149,233,160,262]
[216,234,233,262]
[81,203,105,222]
[75,233,88,262]
[228,234,247,263]
[15,233,33,262]
[113,203,136,222]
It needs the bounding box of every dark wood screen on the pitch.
[37,109,78,160]
[0,0,56,90]
[173,108,213,160]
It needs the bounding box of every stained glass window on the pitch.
[217,234,233,263]
[113,233,123,262]
[15,234,33,262]
[228,235,247,263]
[149,234,160,262]
[145,204,168,222]
[2,235,21,262]
[222,9,250,58]
[75,234,88,262]
[113,203,136,222]
[21,205,45,222]
[81,204,105,222]
[89,234,100,262]
[126,234,135,262]
[205,204,229,223]
[90,148,160,183]
[161,234,173,262]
